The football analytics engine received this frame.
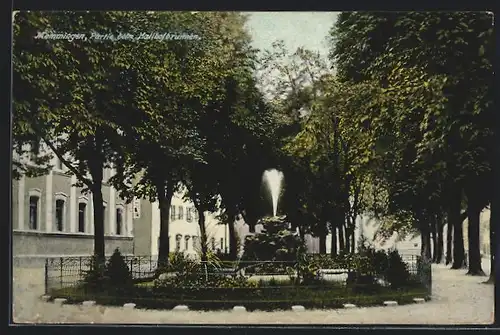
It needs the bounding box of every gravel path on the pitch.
[12,258,494,324]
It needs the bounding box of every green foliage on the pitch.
[386,249,411,289]
[104,248,133,290]
[328,11,494,246]
[155,252,254,289]
[241,216,302,262]
[82,249,133,293]
[82,255,107,293]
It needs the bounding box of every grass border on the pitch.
[47,285,430,312]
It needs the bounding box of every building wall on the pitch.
[13,155,134,258]
[13,230,133,256]
[132,198,153,256]
[143,190,231,257]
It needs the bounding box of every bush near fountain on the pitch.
[240,215,301,272]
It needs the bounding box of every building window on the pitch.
[193,209,199,221]
[220,238,224,250]
[55,199,65,231]
[184,235,190,251]
[56,158,63,170]
[192,236,199,251]
[170,205,176,220]
[178,206,184,220]
[29,196,39,230]
[30,141,40,161]
[175,234,182,252]
[211,237,216,251]
[186,207,192,222]
[116,208,123,235]
[78,202,86,232]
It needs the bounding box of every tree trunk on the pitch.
[350,226,356,253]
[436,218,444,264]
[338,225,345,253]
[227,207,238,260]
[330,223,337,257]
[91,182,105,261]
[88,155,105,262]
[430,218,438,263]
[157,181,174,268]
[466,206,486,276]
[319,231,327,254]
[196,204,209,262]
[450,190,466,269]
[420,222,431,262]
[445,221,453,265]
[345,225,351,254]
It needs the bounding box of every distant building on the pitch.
[134,186,230,257]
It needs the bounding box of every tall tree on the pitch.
[13,11,140,260]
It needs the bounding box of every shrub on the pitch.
[104,248,133,290]
[240,216,302,263]
[385,249,411,289]
[82,255,107,293]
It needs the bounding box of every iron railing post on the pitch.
[59,257,63,289]
[130,258,134,279]
[44,258,49,295]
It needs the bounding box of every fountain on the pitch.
[239,168,302,265]
[262,169,284,217]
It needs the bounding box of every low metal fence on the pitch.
[44,255,159,293]
[44,254,432,301]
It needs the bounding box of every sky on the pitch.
[245,12,339,57]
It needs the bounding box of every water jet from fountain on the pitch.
[262,169,284,217]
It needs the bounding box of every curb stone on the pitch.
[41,295,51,302]
[292,305,305,312]
[343,303,356,309]
[173,305,189,311]
[413,298,425,304]
[123,303,136,309]
[233,306,246,312]
[383,301,398,306]
[82,301,96,307]
[54,298,67,305]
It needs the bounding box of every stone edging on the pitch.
[41,295,429,311]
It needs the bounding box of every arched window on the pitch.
[192,236,199,251]
[184,235,190,251]
[175,234,182,252]
[186,208,193,222]
[78,196,88,233]
[178,206,184,220]
[102,201,108,230]
[116,207,123,235]
[54,192,68,232]
[170,205,176,220]
[78,202,87,232]
[56,157,63,171]
[55,199,65,231]
[28,189,41,230]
